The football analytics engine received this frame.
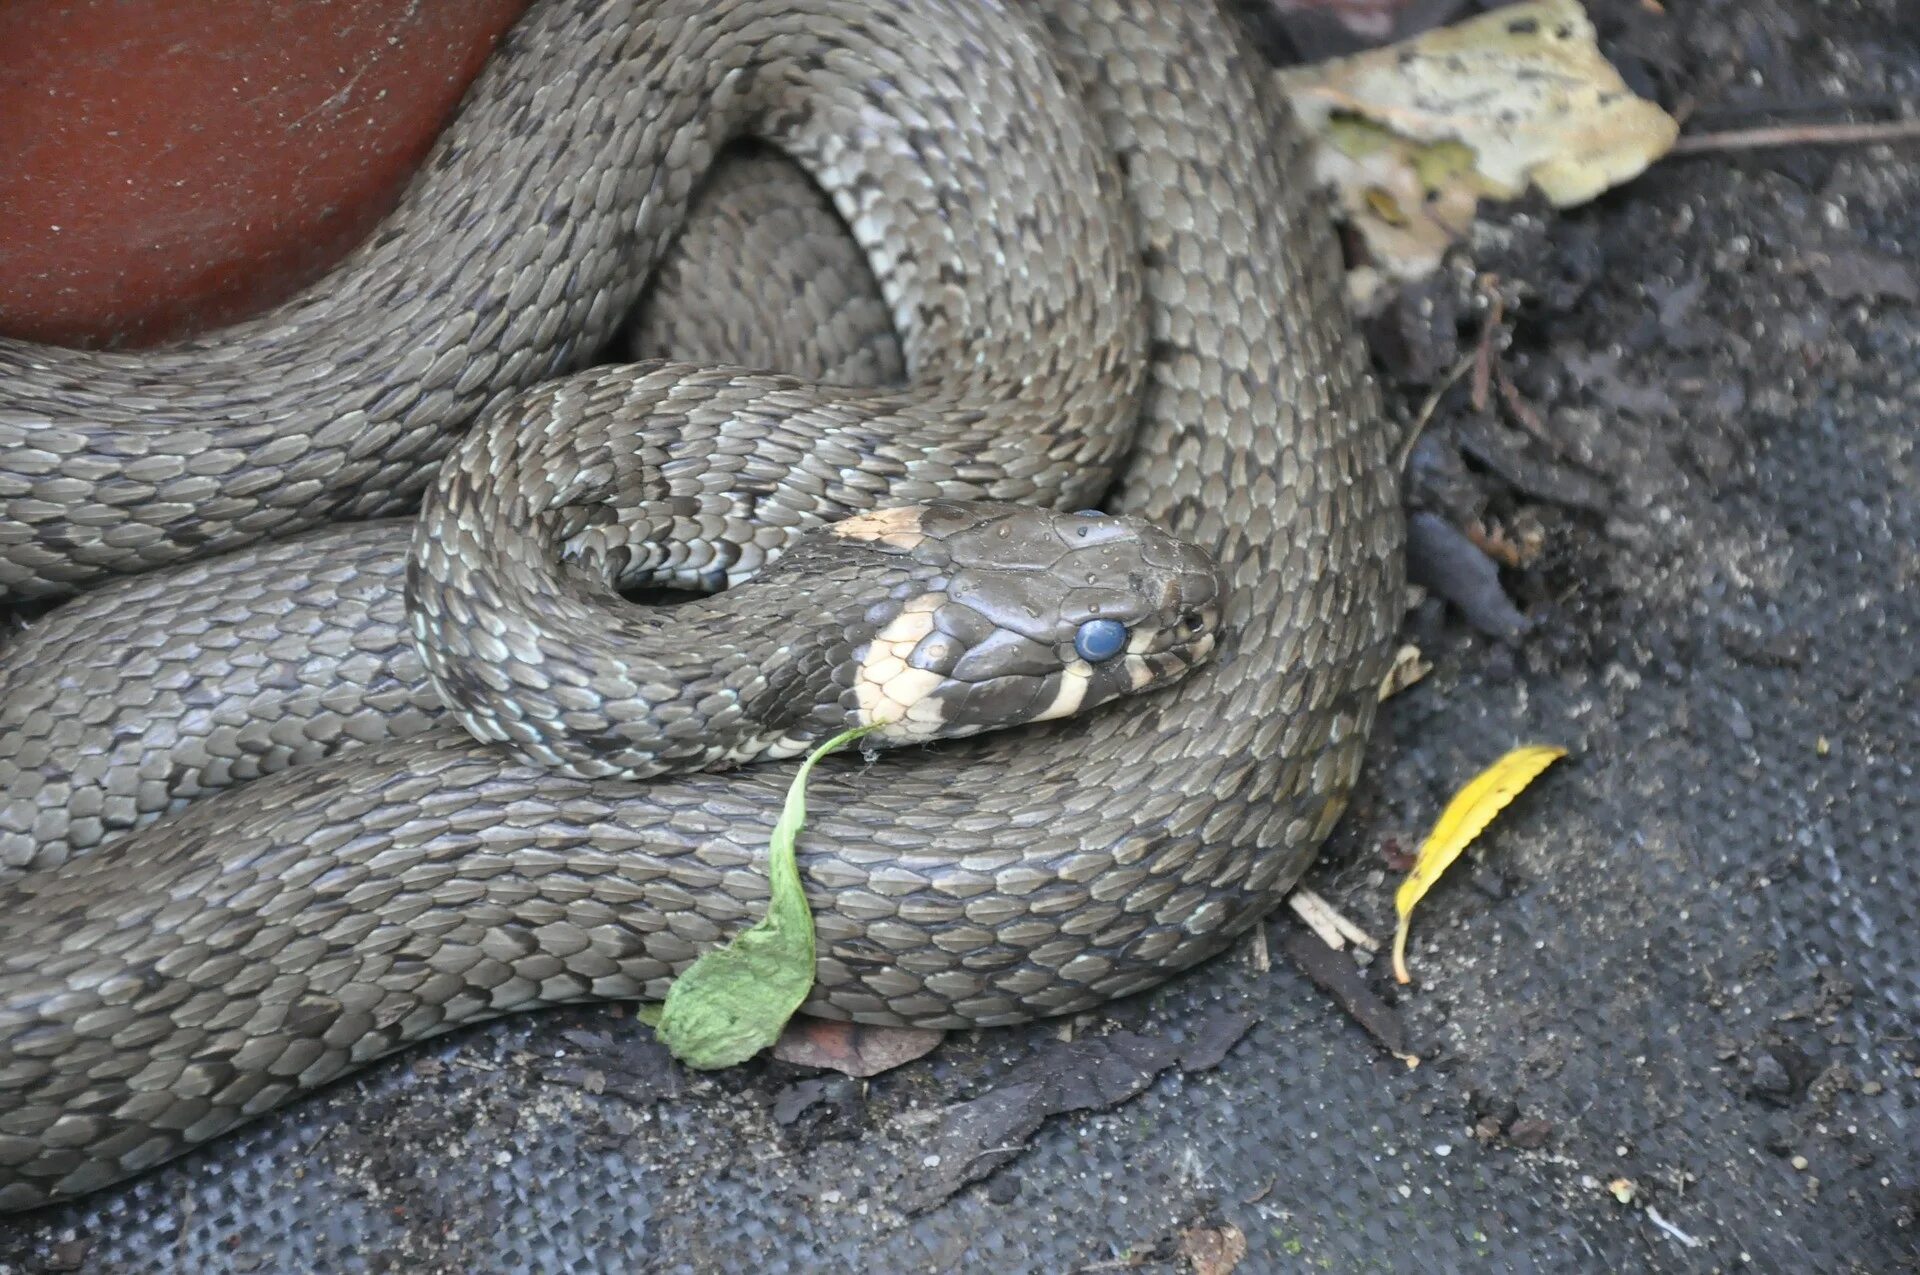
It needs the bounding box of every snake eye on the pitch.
[1073,618,1128,662]
[1074,509,1107,517]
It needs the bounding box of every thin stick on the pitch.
[1398,275,1504,472]
[1243,921,1271,973]
[1671,118,1920,154]
[1469,289,1505,414]
[1646,1207,1705,1249]
[1397,350,1476,473]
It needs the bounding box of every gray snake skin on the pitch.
[0,0,1402,1210]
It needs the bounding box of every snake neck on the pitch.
[409,537,919,780]
[407,497,1226,781]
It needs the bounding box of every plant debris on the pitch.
[901,1018,1255,1212]
[770,1073,867,1145]
[1281,928,1413,1062]
[1801,249,1919,305]
[538,1027,687,1106]
[1288,886,1382,951]
[1177,1008,1260,1072]
[1668,116,1920,155]
[1377,642,1433,700]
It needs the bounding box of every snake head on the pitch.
[826,501,1225,744]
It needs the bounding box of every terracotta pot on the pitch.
[0,0,531,349]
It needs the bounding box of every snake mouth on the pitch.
[858,635,1218,745]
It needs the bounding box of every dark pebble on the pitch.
[1507,1117,1553,1150]
[1406,511,1531,638]
[1469,864,1513,900]
[1747,1051,1797,1106]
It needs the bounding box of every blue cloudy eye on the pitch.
[1074,509,1107,517]
[1073,618,1128,662]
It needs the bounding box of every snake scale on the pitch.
[0,0,1402,1210]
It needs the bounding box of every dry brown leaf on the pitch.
[770,1020,945,1077]
[764,1013,944,1075]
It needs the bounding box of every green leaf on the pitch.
[651,722,884,1069]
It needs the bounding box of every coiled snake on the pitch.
[0,0,1402,1209]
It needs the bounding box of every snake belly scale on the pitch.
[0,0,1403,1209]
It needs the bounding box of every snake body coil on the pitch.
[0,0,1402,1209]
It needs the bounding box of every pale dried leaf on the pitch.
[1379,642,1433,700]
[1278,0,1678,289]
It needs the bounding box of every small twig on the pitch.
[1397,350,1476,473]
[1288,890,1348,950]
[1399,276,1507,472]
[1469,288,1505,414]
[964,1144,1026,1166]
[1288,888,1381,953]
[1670,118,1920,154]
[1494,364,1554,446]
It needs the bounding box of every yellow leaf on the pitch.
[1392,745,1568,983]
